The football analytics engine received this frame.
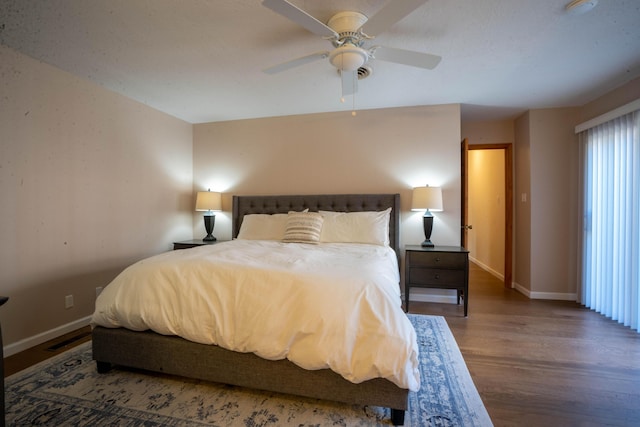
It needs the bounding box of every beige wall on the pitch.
[462,120,514,280]
[462,120,514,145]
[528,108,580,297]
[514,113,532,293]
[513,76,638,299]
[0,45,193,353]
[579,76,640,122]
[464,80,638,299]
[467,150,505,278]
[514,108,581,299]
[193,105,463,249]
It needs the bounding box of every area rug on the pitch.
[5,314,492,426]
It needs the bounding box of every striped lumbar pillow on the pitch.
[282,212,324,244]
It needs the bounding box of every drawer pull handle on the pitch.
[435,274,441,279]
[435,257,441,262]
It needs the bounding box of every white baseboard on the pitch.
[469,261,576,301]
[513,282,577,301]
[3,315,92,357]
[469,256,505,281]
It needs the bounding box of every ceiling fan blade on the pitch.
[372,46,441,69]
[341,70,358,96]
[359,0,427,37]
[263,51,330,74]
[262,0,337,38]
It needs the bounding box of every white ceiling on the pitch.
[1,0,639,124]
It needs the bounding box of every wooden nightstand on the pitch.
[404,245,469,316]
[173,239,225,250]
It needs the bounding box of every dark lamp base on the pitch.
[421,212,435,248]
[202,214,217,242]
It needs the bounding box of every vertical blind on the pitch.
[580,109,640,332]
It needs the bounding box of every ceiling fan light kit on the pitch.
[329,45,368,72]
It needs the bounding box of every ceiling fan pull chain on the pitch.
[352,96,356,116]
[352,75,357,117]
[340,55,345,103]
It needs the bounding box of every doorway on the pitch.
[461,141,513,288]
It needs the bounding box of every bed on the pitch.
[91,193,414,425]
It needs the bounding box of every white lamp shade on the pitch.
[195,191,222,212]
[411,186,443,212]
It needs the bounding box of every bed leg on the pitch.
[96,361,112,374]
[390,408,405,425]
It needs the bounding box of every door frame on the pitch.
[461,141,513,288]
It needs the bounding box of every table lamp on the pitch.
[411,186,443,247]
[195,189,222,241]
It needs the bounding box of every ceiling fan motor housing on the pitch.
[327,11,368,38]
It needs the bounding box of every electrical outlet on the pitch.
[96,287,103,298]
[65,294,74,309]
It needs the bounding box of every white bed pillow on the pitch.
[236,213,289,241]
[319,208,391,246]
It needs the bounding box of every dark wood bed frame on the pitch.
[92,193,408,425]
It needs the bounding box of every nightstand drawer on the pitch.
[408,268,466,286]
[407,252,466,269]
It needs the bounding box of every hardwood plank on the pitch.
[3,326,91,377]
[409,263,640,426]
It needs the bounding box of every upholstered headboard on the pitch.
[232,193,401,258]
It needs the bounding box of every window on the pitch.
[579,108,639,332]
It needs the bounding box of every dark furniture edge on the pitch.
[93,326,408,410]
[0,296,7,427]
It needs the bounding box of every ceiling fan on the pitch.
[261,0,442,97]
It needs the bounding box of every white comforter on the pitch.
[91,240,420,391]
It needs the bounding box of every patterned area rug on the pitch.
[6,314,492,426]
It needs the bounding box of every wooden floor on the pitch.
[4,326,92,377]
[409,263,640,427]
[4,263,640,426]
